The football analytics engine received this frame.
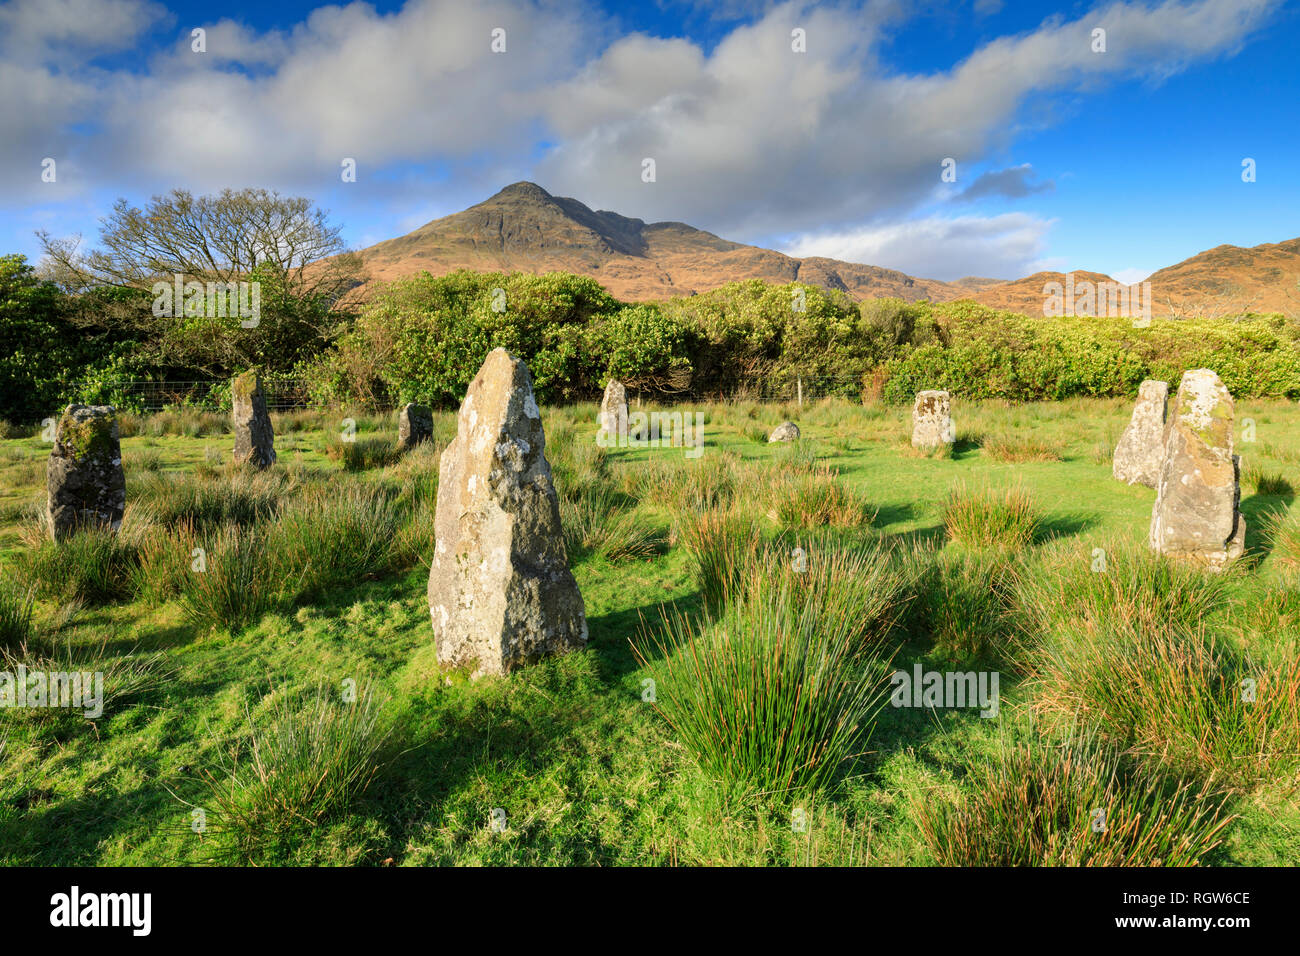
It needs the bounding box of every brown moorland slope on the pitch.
[353,182,1300,318]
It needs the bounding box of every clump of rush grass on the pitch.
[1262,508,1300,568]
[767,463,876,529]
[325,436,402,472]
[559,487,665,563]
[900,543,1016,665]
[134,467,287,530]
[1013,539,1233,642]
[1023,624,1300,793]
[674,510,768,610]
[0,578,35,650]
[910,733,1231,866]
[901,440,954,460]
[179,524,289,631]
[186,683,394,864]
[633,455,735,512]
[981,432,1064,463]
[274,484,401,601]
[16,517,140,605]
[941,481,1042,549]
[0,639,169,723]
[633,575,894,796]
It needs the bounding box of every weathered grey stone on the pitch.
[769,421,800,443]
[428,348,587,677]
[231,369,275,469]
[911,390,953,448]
[1113,380,1168,487]
[1149,369,1245,571]
[46,404,125,542]
[599,380,628,443]
[398,403,434,451]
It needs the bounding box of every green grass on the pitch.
[1,396,1298,866]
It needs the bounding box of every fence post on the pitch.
[797,376,803,410]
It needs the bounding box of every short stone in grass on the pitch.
[1113,379,1168,487]
[47,404,126,542]
[231,369,276,469]
[428,348,587,677]
[912,390,954,449]
[1149,369,1245,571]
[398,403,434,451]
[599,379,628,444]
[769,421,800,443]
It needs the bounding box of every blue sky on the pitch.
[1,0,1296,283]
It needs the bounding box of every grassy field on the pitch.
[1,396,1298,866]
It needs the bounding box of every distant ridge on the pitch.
[353,182,1300,318]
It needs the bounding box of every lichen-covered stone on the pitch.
[1149,369,1245,570]
[427,348,587,677]
[231,369,275,469]
[47,404,125,542]
[598,380,628,443]
[912,390,954,448]
[769,421,800,443]
[1113,380,1168,487]
[398,403,434,451]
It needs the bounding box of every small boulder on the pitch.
[47,404,126,542]
[769,421,800,443]
[1149,369,1245,570]
[427,348,587,677]
[398,403,434,451]
[1113,380,1168,487]
[231,369,275,469]
[912,390,954,448]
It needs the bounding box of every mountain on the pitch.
[353,182,1300,318]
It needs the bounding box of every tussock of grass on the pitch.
[942,481,1042,549]
[560,488,664,563]
[325,436,401,472]
[0,579,34,649]
[981,433,1064,463]
[911,734,1232,866]
[187,684,394,863]
[634,576,894,796]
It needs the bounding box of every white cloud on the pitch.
[1112,267,1153,285]
[782,213,1058,280]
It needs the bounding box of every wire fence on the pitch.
[66,372,878,414]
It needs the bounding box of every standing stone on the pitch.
[428,348,587,677]
[1113,380,1168,487]
[398,403,434,451]
[912,390,954,448]
[46,404,126,542]
[1149,369,1245,570]
[599,380,628,444]
[231,369,275,469]
[769,421,800,443]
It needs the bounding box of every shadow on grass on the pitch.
[1241,487,1295,563]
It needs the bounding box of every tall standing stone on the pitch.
[1149,369,1245,570]
[912,390,954,449]
[398,403,434,451]
[599,379,628,444]
[231,369,275,469]
[46,404,126,542]
[428,348,587,677]
[1113,380,1168,487]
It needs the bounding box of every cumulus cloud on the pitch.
[0,0,1282,264]
[783,213,1059,281]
